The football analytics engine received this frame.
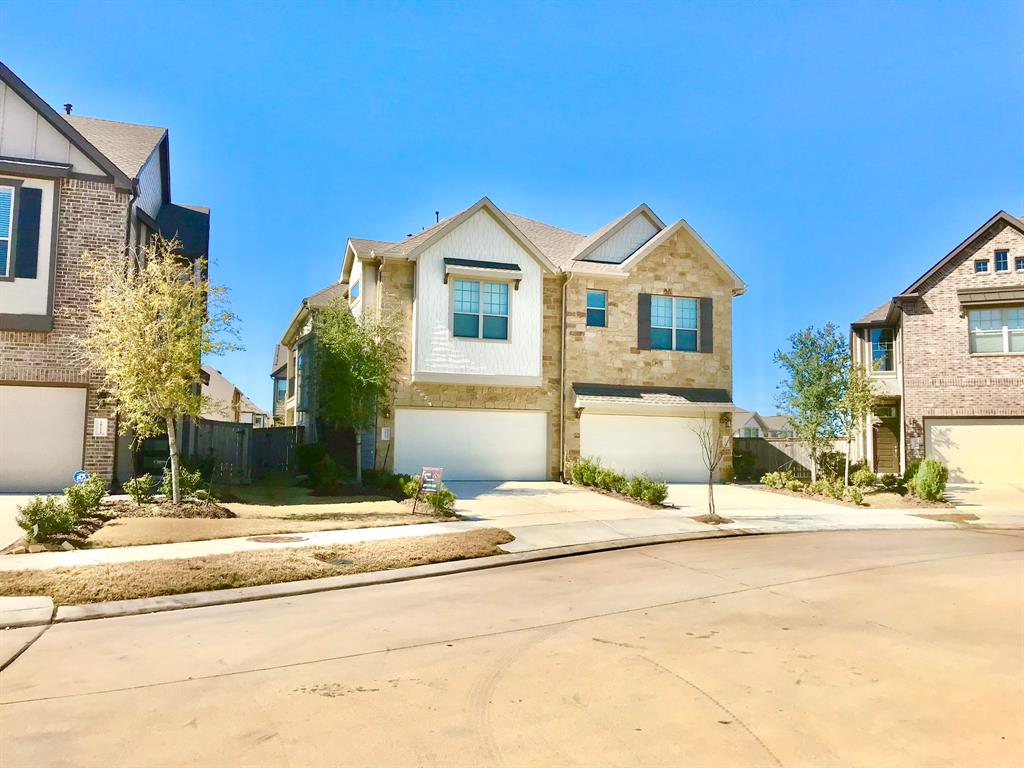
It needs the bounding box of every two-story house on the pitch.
[0,62,210,492]
[850,211,1024,483]
[277,196,746,482]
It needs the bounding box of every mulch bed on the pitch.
[755,485,954,509]
[103,499,237,519]
[574,484,672,510]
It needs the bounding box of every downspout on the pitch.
[559,271,574,482]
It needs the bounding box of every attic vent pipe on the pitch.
[435,210,440,223]
[63,103,72,115]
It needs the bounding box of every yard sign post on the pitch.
[412,466,443,515]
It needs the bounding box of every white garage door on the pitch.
[580,413,710,482]
[0,385,87,492]
[394,408,548,480]
[925,418,1024,484]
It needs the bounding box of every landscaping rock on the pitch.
[61,541,75,551]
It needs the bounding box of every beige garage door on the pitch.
[0,385,87,492]
[924,418,1024,484]
[580,413,711,482]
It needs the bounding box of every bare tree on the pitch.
[691,415,730,523]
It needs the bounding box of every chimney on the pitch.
[63,103,73,115]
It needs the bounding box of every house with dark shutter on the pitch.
[272,197,746,481]
[0,62,210,492]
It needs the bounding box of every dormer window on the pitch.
[350,280,361,302]
[975,259,989,273]
[452,279,509,340]
[994,250,1009,272]
[870,328,894,371]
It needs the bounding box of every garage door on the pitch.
[394,408,548,480]
[0,385,87,492]
[925,418,1024,484]
[580,413,710,482]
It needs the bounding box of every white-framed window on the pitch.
[741,427,759,438]
[870,327,895,372]
[975,259,989,273]
[452,278,509,340]
[586,289,607,327]
[650,296,698,351]
[995,250,1009,272]
[0,185,13,277]
[969,305,1024,354]
[1017,256,1024,272]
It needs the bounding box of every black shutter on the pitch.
[14,187,42,279]
[699,297,713,353]
[637,293,651,350]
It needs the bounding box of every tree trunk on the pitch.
[354,429,363,486]
[844,437,852,487]
[165,415,181,505]
[707,472,715,518]
[810,447,818,484]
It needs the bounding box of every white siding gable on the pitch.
[587,213,660,263]
[0,82,104,175]
[413,209,543,385]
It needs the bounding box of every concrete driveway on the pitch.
[447,481,711,551]
[3,529,1021,767]
[0,496,31,551]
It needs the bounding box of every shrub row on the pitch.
[570,458,669,506]
[760,456,949,505]
[16,475,108,542]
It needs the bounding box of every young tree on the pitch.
[773,323,848,482]
[83,236,238,504]
[691,415,730,523]
[839,362,877,486]
[312,299,403,485]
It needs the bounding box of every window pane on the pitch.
[675,298,698,330]
[675,329,698,351]
[969,309,1002,331]
[482,282,508,316]
[482,315,508,340]
[453,313,479,338]
[586,308,606,327]
[1007,307,1024,329]
[975,261,989,273]
[650,327,672,350]
[350,281,360,300]
[970,331,1003,353]
[0,189,11,237]
[995,251,1008,271]
[871,328,894,371]
[586,290,606,310]
[453,280,480,314]
[0,241,7,277]
[651,296,673,328]
[1016,258,1024,271]
[1010,330,1024,353]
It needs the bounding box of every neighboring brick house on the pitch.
[274,197,746,481]
[850,211,1024,483]
[0,62,210,492]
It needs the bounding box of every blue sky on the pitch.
[3,0,1022,413]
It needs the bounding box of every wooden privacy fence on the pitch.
[184,421,301,484]
[733,437,813,481]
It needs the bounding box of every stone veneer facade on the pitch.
[900,218,1024,459]
[0,178,129,481]
[370,227,736,479]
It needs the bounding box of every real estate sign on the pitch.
[420,467,443,495]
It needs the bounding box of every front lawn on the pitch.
[0,528,513,605]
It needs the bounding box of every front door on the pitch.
[873,419,900,474]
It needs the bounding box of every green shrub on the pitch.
[161,465,205,502]
[16,497,78,541]
[851,467,877,488]
[310,455,341,493]
[785,479,805,492]
[400,475,422,499]
[596,468,628,494]
[808,477,844,500]
[63,475,107,519]
[363,469,406,494]
[123,474,154,505]
[912,459,948,501]
[296,442,329,476]
[626,474,668,505]
[903,459,922,484]
[424,483,457,516]
[760,470,796,489]
[847,487,865,506]
[878,473,901,490]
[571,457,602,487]
[817,451,845,479]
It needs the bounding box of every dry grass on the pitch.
[88,512,441,547]
[0,528,514,606]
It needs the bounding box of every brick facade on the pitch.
[0,178,129,481]
[900,219,1024,459]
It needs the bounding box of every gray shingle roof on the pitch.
[305,282,347,308]
[852,301,893,326]
[65,115,166,179]
[573,383,733,409]
[503,213,584,267]
[271,343,288,375]
[349,238,394,256]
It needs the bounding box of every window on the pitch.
[0,185,12,277]
[995,250,1009,272]
[975,260,989,273]
[1017,257,1024,272]
[586,290,607,327]
[741,427,759,438]
[650,296,698,351]
[452,279,509,340]
[350,280,360,301]
[275,377,287,402]
[870,328,895,372]
[969,306,1024,354]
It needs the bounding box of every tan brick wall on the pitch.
[374,260,564,478]
[562,232,735,466]
[901,220,1024,459]
[0,178,129,481]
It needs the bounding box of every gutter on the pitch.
[559,272,574,482]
